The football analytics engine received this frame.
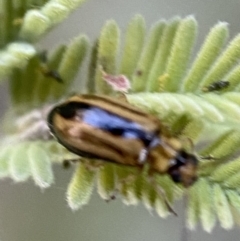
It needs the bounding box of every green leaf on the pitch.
[213,184,233,229]
[38,44,67,102]
[187,185,199,230]
[10,56,40,107]
[223,92,240,105]
[147,17,180,92]
[119,14,146,79]
[51,34,89,100]
[200,33,240,88]
[20,10,51,42]
[9,143,31,182]
[41,2,69,25]
[95,20,120,94]
[211,157,240,183]
[164,16,197,92]
[115,166,139,205]
[28,143,54,188]
[19,0,87,42]
[0,43,36,82]
[155,197,170,218]
[127,93,207,123]
[87,40,98,93]
[202,93,240,122]
[227,190,240,213]
[141,179,157,210]
[55,0,86,10]
[200,129,240,159]
[224,172,240,189]
[129,173,144,204]
[184,22,229,92]
[1,1,14,44]
[198,179,216,232]
[67,162,96,210]
[97,163,116,200]
[132,20,166,92]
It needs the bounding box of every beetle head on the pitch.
[168,150,198,187]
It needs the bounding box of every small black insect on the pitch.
[203,80,229,92]
[43,70,63,83]
[38,50,63,83]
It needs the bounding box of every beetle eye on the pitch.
[57,104,76,119]
[168,169,181,183]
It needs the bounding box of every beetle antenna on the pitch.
[200,154,217,161]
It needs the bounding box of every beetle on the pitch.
[47,94,198,187]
